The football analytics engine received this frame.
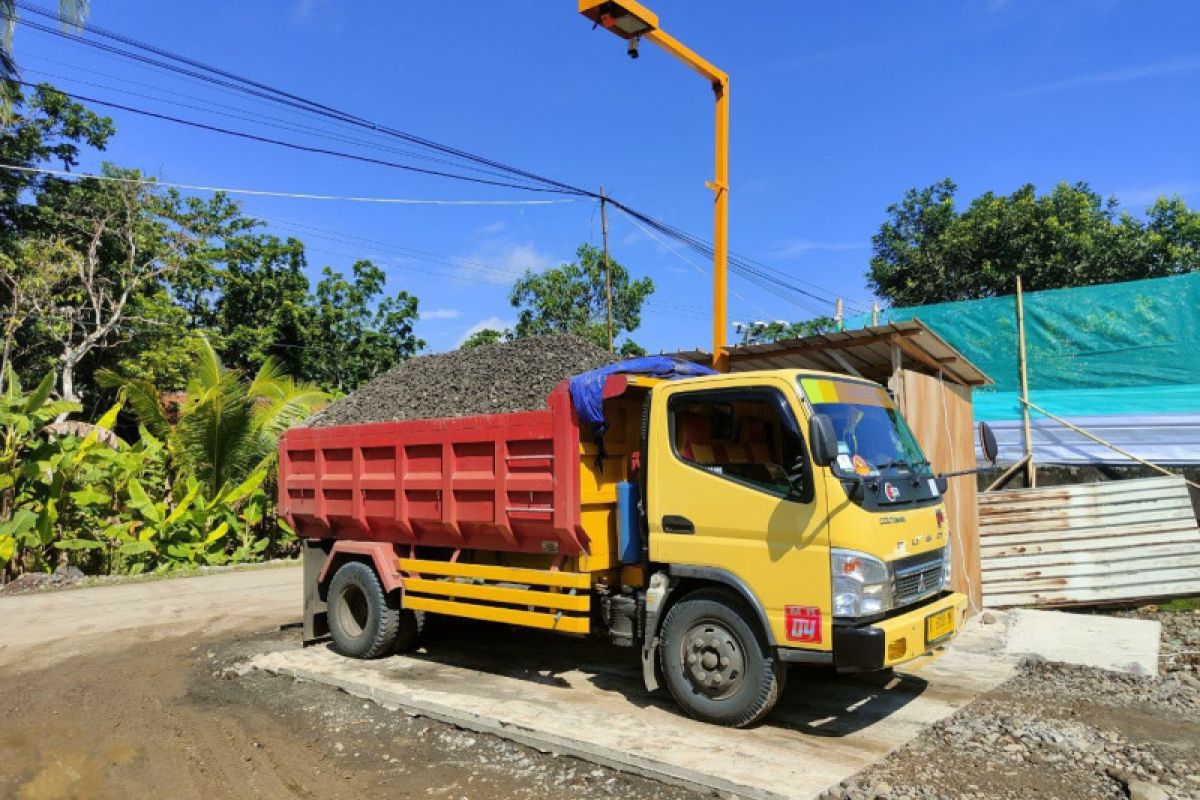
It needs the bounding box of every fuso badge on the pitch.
[883,482,901,502]
[785,605,822,643]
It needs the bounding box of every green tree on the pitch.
[305,260,423,391]
[0,84,113,239]
[868,179,1200,306]
[509,243,653,352]
[460,328,509,349]
[753,316,836,343]
[101,337,328,497]
[215,233,312,379]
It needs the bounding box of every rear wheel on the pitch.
[327,561,400,658]
[659,589,786,727]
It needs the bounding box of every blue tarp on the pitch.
[569,356,716,433]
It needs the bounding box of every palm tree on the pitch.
[2,1,89,95]
[99,337,329,497]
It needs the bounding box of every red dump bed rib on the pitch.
[278,382,588,556]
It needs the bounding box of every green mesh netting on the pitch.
[849,273,1200,421]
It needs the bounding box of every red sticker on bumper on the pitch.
[785,605,822,643]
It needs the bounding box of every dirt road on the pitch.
[0,568,690,800]
[0,566,301,672]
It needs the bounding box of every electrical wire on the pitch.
[16,4,865,314]
[2,164,581,205]
[14,81,575,195]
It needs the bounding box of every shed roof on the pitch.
[675,318,992,387]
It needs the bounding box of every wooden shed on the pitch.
[678,319,992,612]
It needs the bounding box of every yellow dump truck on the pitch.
[280,366,970,726]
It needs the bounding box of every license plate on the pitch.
[925,607,955,645]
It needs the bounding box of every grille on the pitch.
[892,548,945,607]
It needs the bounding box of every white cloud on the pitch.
[1114,182,1200,207]
[1006,56,1200,98]
[766,239,867,259]
[458,316,514,346]
[293,0,318,19]
[475,221,506,235]
[420,308,463,321]
[460,239,556,284]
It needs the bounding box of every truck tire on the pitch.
[659,588,786,727]
[327,561,400,659]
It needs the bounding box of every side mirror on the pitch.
[809,413,838,467]
[935,476,950,495]
[978,422,999,465]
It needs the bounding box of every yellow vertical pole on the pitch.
[711,77,730,371]
[1016,276,1036,488]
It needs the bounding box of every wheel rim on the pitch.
[680,618,746,700]
[336,583,369,638]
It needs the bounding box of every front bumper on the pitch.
[832,591,968,671]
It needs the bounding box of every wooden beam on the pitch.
[1016,276,1036,488]
[727,326,919,362]
[890,334,967,385]
[1022,400,1200,491]
[826,349,864,378]
[984,454,1031,492]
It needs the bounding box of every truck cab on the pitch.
[637,369,966,724]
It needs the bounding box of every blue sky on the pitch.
[18,0,1200,353]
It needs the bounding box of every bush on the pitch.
[0,348,320,580]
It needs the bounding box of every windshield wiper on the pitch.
[876,458,930,473]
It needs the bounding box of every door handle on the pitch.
[661,515,695,534]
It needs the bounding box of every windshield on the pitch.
[798,377,930,476]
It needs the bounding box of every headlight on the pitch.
[831,549,893,618]
[942,538,953,588]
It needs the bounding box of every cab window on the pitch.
[668,388,812,501]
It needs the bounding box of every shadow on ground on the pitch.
[312,616,927,737]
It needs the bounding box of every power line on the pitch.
[2,164,581,205]
[16,6,594,197]
[15,81,574,195]
[16,4,863,314]
[20,55,541,184]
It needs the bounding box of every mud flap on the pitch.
[302,539,330,643]
[641,635,660,692]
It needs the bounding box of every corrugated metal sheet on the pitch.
[980,476,1200,607]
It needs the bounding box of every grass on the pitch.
[1157,596,1200,612]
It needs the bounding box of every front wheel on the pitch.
[659,589,786,727]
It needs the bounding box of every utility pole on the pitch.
[600,186,613,352]
[1016,276,1036,487]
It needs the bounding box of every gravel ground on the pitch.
[828,609,1200,800]
[308,334,616,427]
[1120,606,1200,681]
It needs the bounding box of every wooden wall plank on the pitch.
[897,369,982,611]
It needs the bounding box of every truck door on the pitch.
[648,379,833,651]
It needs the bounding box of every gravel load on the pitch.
[306,334,617,428]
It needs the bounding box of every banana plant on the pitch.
[0,368,83,574]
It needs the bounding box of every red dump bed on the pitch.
[278,383,589,556]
